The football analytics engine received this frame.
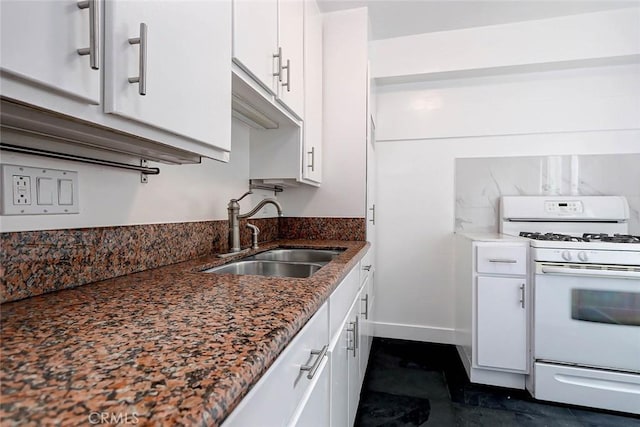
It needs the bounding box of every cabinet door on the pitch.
[277,0,304,117]
[104,0,231,151]
[232,0,278,93]
[359,279,372,384]
[289,355,329,427]
[302,0,322,183]
[329,325,349,427]
[0,0,101,104]
[347,303,360,427]
[476,276,527,371]
[366,116,377,243]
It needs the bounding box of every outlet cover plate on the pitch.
[1,164,79,215]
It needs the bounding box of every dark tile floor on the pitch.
[355,338,640,427]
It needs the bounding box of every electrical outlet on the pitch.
[12,175,31,205]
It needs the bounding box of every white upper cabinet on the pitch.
[104,0,231,152]
[302,0,322,183]
[232,0,279,93]
[1,0,232,163]
[276,0,304,117]
[0,0,101,105]
[232,0,304,118]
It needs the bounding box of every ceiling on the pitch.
[317,0,640,40]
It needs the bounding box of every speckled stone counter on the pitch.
[1,240,369,426]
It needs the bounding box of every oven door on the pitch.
[534,262,640,373]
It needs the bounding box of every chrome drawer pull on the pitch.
[519,284,525,308]
[361,294,369,320]
[488,259,517,264]
[128,23,148,95]
[299,345,328,379]
[77,0,100,70]
[363,264,372,271]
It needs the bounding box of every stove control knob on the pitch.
[561,251,572,261]
[578,251,588,262]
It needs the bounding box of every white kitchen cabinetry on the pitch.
[232,0,303,119]
[0,0,101,105]
[289,353,330,427]
[232,0,278,94]
[246,0,322,187]
[276,0,304,117]
[223,303,329,427]
[103,0,231,152]
[224,249,373,427]
[477,276,527,371]
[454,234,529,389]
[1,0,231,163]
[301,0,323,183]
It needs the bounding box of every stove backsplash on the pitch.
[455,154,640,234]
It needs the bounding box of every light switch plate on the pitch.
[1,164,79,215]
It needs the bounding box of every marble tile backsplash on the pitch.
[0,217,365,303]
[455,154,640,234]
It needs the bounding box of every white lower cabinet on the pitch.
[289,354,330,427]
[454,234,529,389]
[224,250,372,427]
[476,276,527,371]
[223,303,329,427]
[329,318,349,427]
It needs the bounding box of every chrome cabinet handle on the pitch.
[488,259,517,264]
[273,47,282,81]
[363,264,372,271]
[282,59,290,92]
[369,204,375,224]
[354,315,359,353]
[77,0,100,70]
[346,321,356,357]
[519,284,525,308]
[128,23,148,95]
[307,146,315,171]
[361,294,369,320]
[299,345,327,379]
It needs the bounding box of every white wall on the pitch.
[0,119,274,232]
[278,7,368,218]
[376,64,640,141]
[373,63,640,343]
[370,8,640,83]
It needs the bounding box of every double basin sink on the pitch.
[202,248,345,278]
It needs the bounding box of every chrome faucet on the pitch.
[228,191,283,252]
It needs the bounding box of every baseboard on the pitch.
[372,321,456,345]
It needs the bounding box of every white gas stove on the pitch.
[500,196,640,415]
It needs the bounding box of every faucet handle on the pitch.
[232,190,253,202]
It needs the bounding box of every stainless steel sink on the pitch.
[244,248,344,265]
[202,260,322,278]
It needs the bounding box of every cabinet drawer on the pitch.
[329,266,360,342]
[476,245,526,275]
[223,303,329,427]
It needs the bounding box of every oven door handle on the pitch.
[540,266,640,280]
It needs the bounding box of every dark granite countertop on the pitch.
[0,239,369,426]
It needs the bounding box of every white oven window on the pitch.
[571,289,640,326]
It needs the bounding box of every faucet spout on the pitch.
[227,196,283,253]
[238,198,283,219]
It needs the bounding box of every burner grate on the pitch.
[519,232,640,243]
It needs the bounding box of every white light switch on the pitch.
[58,179,73,205]
[37,177,54,205]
